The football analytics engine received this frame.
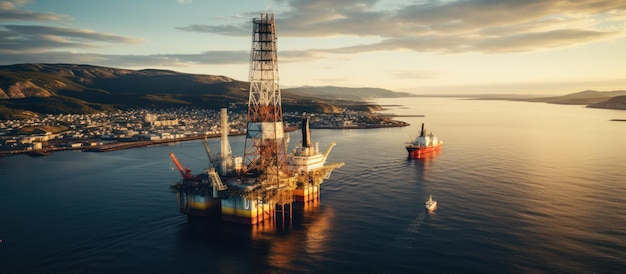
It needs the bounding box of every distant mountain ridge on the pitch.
[0,63,244,98]
[476,90,626,110]
[587,95,626,110]
[0,63,407,119]
[286,85,415,100]
[525,90,626,105]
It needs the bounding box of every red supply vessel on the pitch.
[406,123,443,158]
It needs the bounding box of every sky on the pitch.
[1,0,626,95]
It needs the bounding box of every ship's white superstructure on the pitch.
[288,116,334,173]
[290,142,326,173]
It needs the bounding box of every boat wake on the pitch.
[385,211,427,250]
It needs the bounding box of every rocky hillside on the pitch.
[587,95,626,110]
[476,90,626,110]
[0,64,394,119]
[525,90,626,105]
[286,86,415,100]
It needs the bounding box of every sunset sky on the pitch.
[2,0,626,94]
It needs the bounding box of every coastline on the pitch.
[0,121,410,158]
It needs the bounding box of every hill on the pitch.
[0,64,401,119]
[524,90,626,105]
[475,90,626,110]
[284,86,416,100]
[587,95,626,110]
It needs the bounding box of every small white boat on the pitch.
[425,195,437,211]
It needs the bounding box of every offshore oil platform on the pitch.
[170,13,344,225]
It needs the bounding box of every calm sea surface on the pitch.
[1,97,625,273]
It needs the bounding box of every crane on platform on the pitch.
[323,142,336,160]
[169,152,194,180]
[202,137,219,168]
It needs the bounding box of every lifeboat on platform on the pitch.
[406,123,443,159]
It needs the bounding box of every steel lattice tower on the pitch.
[243,13,287,178]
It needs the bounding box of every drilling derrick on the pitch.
[244,13,287,177]
[171,13,341,224]
[242,13,294,208]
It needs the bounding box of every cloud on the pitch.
[0,50,251,69]
[392,70,442,80]
[0,1,144,57]
[320,28,620,54]
[177,0,626,54]
[473,29,618,53]
[0,0,69,21]
[0,47,324,68]
[0,25,144,54]
[175,24,249,36]
[3,0,626,70]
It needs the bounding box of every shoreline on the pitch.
[0,122,410,158]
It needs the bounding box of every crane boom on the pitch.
[202,137,218,167]
[323,142,336,160]
[169,152,194,180]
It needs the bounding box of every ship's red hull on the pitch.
[406,143,442,158]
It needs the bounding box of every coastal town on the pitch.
[0,107,407,157]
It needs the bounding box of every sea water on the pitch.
[1,97,625,273]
